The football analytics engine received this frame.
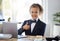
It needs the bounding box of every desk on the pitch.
[0,38,17,41]
[18,38,34,41]
[0,38,44,41]
[1,36,44,41]
[0,35,44,41]
[1,36,60,41]
[18,36,46,41]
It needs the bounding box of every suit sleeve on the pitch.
[18,21,26,35]
[41,23,46,36]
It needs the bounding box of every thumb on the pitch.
[26,22,28,25]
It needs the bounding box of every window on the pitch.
[13,0,43,22]
[0,0,4,24]
[2,0,48,23]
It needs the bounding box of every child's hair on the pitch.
[30,3,43,13]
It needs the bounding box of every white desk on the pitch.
[18,38,34,41]
[0,38,17,41]
[0,36,46,41]
[18,36,46,41]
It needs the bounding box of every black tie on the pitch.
[31,20,36,23]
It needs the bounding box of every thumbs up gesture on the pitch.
[23,22,30,30]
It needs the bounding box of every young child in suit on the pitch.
[18,3,46,36]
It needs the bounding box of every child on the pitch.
[18,3,46,36]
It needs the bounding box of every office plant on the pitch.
[53,12,60,25]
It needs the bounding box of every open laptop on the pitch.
[2,22,18,38]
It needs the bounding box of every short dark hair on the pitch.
[30,3,43,13]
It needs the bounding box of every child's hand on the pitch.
[23,22,30,30]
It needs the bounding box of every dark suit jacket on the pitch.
[18,19,46,36]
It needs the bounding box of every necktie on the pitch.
[31,20,36,23]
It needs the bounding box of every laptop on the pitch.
[2,22,18,38]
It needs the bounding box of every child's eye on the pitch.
[35,12,38,13]
[32,12,34,13]
[31,11,38,13]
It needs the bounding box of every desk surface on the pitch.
[19,36,46,41]
[0,38,17,41]
[0,36,60,41]
[0,36,46,41]
[0,38,45,41]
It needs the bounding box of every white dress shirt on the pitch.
[31,18,38,33]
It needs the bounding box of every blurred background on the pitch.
[0,0,60,37]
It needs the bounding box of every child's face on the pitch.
[30,7,40,20]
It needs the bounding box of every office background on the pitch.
[0,0,60,37]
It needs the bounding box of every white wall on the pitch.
[48,0,60,37]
